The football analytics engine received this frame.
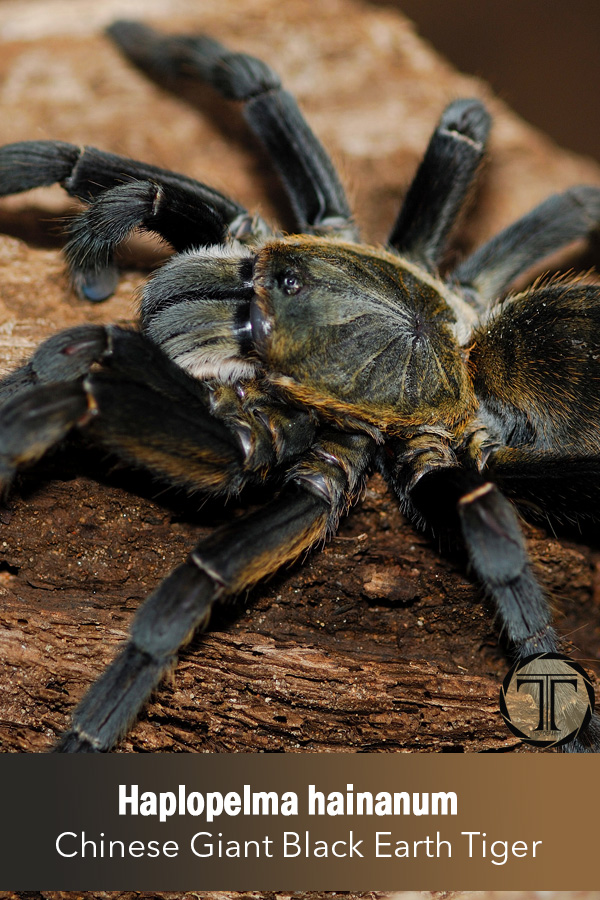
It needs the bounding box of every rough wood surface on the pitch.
[0,0,599,754]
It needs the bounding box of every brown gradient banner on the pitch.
[0,753,597,889]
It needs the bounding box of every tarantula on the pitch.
[0,20,599,753]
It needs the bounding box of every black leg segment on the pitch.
[65,179,241,300]
[453,185,600,301]
[53,431,373,751]
[0,140,245,218]
[0,324,321,497]
[388,99,491,269]
[0,140,257,300]
[392,461,600,752]
[487,448,600,526]
[407,466,556,656]
[107,20,356,238]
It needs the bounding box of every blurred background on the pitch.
[375,0,600,161]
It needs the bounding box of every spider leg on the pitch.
[51,431,373,751]
[107,21,356,240]
[386,458,600,752]
[63,178,257,302]
[0,140,265,300]
[486,448,600,525]
[452,185,600,301]
[484,448,600,752]
[0,326,316,494]
[388,99,491,270]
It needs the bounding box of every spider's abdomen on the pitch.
[471,281,600,452]
[251,237,476,434]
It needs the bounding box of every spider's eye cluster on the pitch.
[249,263,306,358]
[278,270,303,296]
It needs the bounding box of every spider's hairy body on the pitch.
[471,283,600,454]
[1,19,600,752]
[250,237,477,435]
[154,235,477,440]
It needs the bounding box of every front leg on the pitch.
[0,141,267,300]
[0,325,316,495]
[55,430,374,751]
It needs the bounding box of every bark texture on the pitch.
[0,0,599,755]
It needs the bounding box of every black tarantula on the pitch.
[0,21,599,753]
